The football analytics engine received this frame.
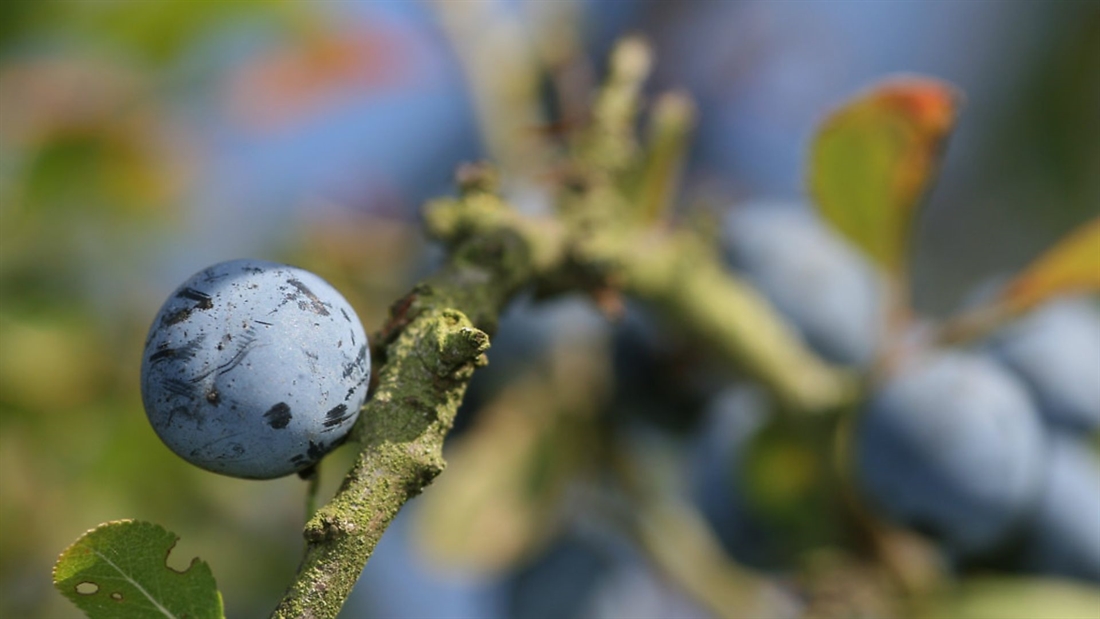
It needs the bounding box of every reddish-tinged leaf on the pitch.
[1003,218,1100,313]
[809,77,961,274]
[228,26,414,130]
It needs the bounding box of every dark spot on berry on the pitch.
[202,268,230,283]
[166,405,190,425]
[264,402,292,429]
[149,334,207,364]
[307,440,325,461]
[161,307,192,326]
[286,278,331,316]
[161,378,198,400]
[343,345,368,379]
[176,287,213,309]
[323,404,351,428]
[213,327,259,377]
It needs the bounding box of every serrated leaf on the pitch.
[919,576,1100,619]
[809,77,961,273]
[53,520,224,619]
[1002,217,1100,313]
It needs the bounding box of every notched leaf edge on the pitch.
[53,519,223,619]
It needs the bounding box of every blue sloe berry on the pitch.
[1015,432,1100,583]
[581,562,713,619]
[140,259,370,479]
[689,386,781,568]
[987,297,1100,434]
[722,202,884,367]
[854,350,1046,556]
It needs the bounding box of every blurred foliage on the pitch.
[1,2,1099,619]
[415,334,606,575]
[919,577,1100,619]
[1001,218,1100,314]
[0,4,406,616]
[0,0,304,65]
[809,78,959,276]
[741,415,850,561]
[983,9,1100,230]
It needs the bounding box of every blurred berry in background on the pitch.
[2,1,1098,618]
[987,297,1100,435]
[722,202,884,367]
[854,351,1046,559]
[1012,433,1100,583]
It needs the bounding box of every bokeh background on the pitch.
[1,2,1097,618]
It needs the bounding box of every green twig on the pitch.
[634,91,695,222]
[302,466,321,523]
[608,442,787,619]
[575,36,651,179]
[612,229,858,412]
[270,199,538,618]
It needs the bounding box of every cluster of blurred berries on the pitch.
[722,202,1099,583]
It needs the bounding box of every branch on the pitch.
[272,173,855,618]
[601,437,792,619]
[611,229,857,412]
[429,196,857,413]
[271,186,551,618]
[271,39,858,617]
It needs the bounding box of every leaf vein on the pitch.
[91,549,178,619]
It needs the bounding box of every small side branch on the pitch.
[271,204,542,618]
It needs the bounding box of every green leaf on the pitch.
[741,416,844,555]
[1001,217,1100,313]
[809,77,961,274]
[35,0,304,65]
[919,576,1100,619]
[53,520,224,619]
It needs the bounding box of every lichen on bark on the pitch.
[272,186,537,619]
